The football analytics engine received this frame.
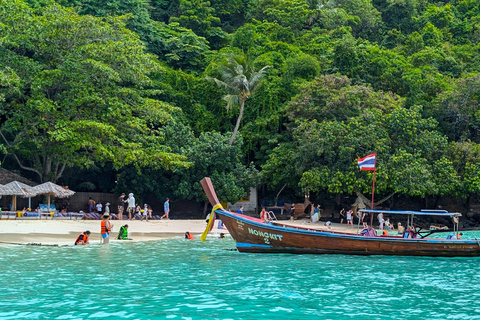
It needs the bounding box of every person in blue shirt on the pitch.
[237,206,244,214]
[161,198,170,220]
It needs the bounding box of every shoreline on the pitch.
[0,219,229,246]
[0,218,369,246]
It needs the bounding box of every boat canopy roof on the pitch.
[358,209,462,217]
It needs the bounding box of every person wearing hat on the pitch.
[127,193,136,220]
[75,230,91,245]
[101,213,113,244]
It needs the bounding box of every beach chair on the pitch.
[70,212,84,220]
[2,211,17,220]
[53,212,68,220]
[111,213,119,220]
[84,213,94,220]
[17,211,41,220]
[39,204,49,214]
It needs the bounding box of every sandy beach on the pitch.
[0,218,360,246]
[0,219,230,246]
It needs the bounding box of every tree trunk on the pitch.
[229,98,246,145]
[433,195,440,209]
[275,184,287,207]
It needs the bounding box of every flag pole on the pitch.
[369,158,376,226]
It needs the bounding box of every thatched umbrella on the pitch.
[0,168,38,186]
[0,181,38,211]
[33,182,75,211]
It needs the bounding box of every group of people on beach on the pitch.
[87,197,110,215]
[117,193,170,221]
[75,195,171,245]
[75,214,131,245]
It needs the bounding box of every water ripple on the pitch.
[1,237,480,319]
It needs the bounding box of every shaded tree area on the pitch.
[3,0,480,212]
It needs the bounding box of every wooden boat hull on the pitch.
[217,210,480,257]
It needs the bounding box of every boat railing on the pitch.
[267,211,277,221]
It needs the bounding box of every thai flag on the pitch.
[358,153,376,171]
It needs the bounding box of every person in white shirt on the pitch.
[96,202,103,214]
[127,193,135,220]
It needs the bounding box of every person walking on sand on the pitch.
[290,203,295,222]
[339,208,345,224]
[117,193,126,220]
[161,198,170,220]
[88,197,96,213]
[101,213,113,244]
[127,193,135,220]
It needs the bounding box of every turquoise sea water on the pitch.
[1,235,480,320]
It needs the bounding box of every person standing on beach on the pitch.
[118,193,126,220]
[127,193,135,220]
[101,213,113,244]
[161,198,170,220]
[238,206,244,214]
[339,208,345,224]
[96,202,103,215]
[141,204,149,222]
[290,204,295,222]
[346,209,353,227]
[88,197,96,213]
[314,205,321,220]
[377,212,384,230]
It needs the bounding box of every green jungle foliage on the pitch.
[2,0,480,208]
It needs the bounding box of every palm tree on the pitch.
[207,54,269,145]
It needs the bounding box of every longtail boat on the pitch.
[200,177,480,257]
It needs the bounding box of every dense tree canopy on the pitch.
[3,0,480,210]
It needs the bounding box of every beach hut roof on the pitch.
[0,181,38,197]
[33,182,75,198]
[0,168,38,186]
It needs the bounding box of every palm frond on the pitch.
[223,95,242,111]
